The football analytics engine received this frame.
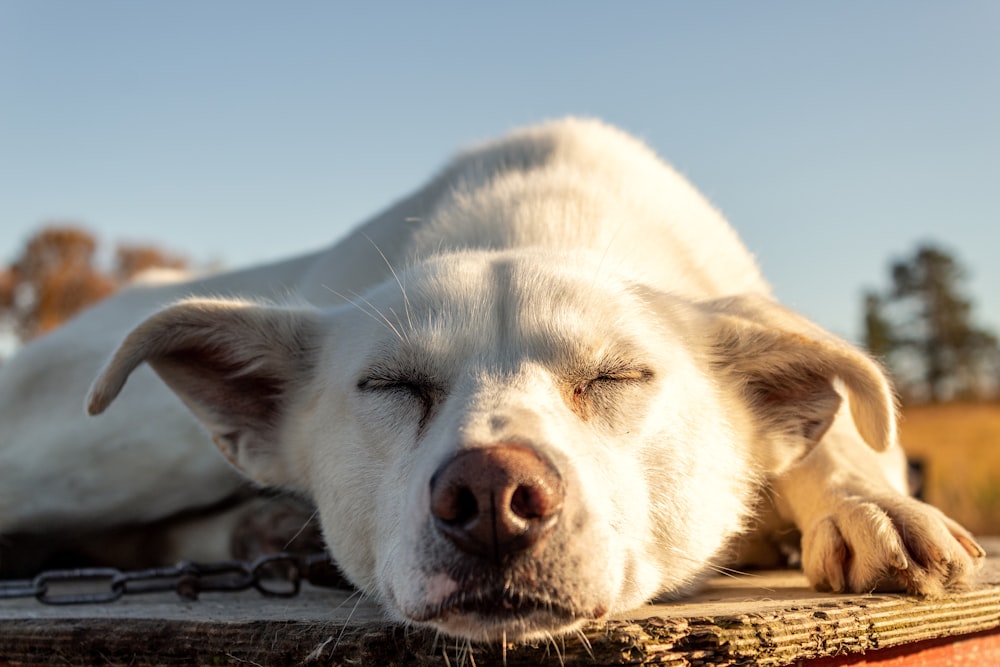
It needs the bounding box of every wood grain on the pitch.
[1,538,997,666]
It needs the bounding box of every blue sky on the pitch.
[2,1,998,342]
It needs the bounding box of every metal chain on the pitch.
[0,552,350,605]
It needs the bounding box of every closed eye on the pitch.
[357,371,443,429]
[568,363,654,421]
[573,365,654,394]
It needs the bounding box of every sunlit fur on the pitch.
[1,119,984,642]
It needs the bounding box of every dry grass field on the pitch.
[899,402,1000,536]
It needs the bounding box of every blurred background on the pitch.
[1,2,997,533]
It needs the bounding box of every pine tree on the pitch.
[864,244,999,402]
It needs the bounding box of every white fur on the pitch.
[0,119,984,641]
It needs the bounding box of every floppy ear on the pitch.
[703,294,898,470]
[87,298,322,486]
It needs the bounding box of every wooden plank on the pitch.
[1,538,997,666]
[804,628,1000,666]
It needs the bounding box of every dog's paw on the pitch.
[230,496,325,560]
[801,494,986,597]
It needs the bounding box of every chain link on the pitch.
[0,552,348,605]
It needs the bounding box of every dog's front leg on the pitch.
[773,414,985,597]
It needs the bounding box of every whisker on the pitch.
[282,508,320,551]
[589,217,628,293]
[349,290,407,342]
[662,544,780,591]
[663,544,751,577]
[322,285,405,342]
[362,233,414,334]
[300,590,367,662]
[574,628,595,661]
[302,635,334,663]
[544,631,565,667]
[451,637,475,667]
[706,563,760,578]
[330,589,366,655]
[386,306,409,344]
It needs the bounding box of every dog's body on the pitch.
[0,119,983,641]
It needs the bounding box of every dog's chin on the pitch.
[404,587,606,643]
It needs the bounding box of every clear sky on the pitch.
[2,1,997,343]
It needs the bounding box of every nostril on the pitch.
[431,483,479,525]
[510,484,548,520]
[451,487,478,525]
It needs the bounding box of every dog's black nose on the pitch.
[430,444,564,562]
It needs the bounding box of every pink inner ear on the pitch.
[87,298,320,488]
[150,344,289,438]
[746,368,843,445]
[706,297,896,455]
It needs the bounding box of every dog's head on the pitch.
[87,249,896,641]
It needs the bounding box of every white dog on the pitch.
[0,119,984,642]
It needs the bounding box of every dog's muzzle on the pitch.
[410,444,602,637]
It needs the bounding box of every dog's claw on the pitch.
[802,495,983,597]
[803,516,847,593]
[946,518,987,560]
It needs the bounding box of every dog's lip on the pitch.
[407,585,603,625]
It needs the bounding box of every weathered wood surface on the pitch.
[1,538,998,666]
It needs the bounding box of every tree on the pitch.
[113,244,187,282]
[0,224,188,343]
[863,292,893,361]
[863,243,999,403]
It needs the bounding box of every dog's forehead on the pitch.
[425,252,601,303]
[425,252,633,325]
[366,250,661,368]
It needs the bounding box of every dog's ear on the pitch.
[87,298,322,486]
[703,294,898,469]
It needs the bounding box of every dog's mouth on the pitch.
[406,585,606,641]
